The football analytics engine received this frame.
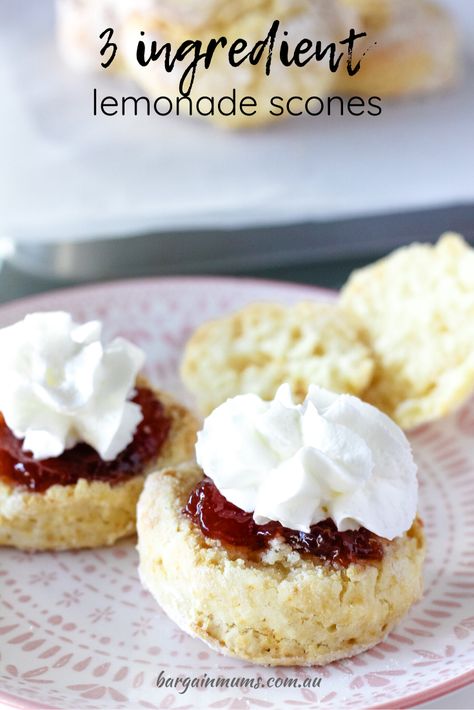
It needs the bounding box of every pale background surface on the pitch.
[417,685,474,708]
[0,0,473,244]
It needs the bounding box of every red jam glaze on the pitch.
[0,387,171,492]
[184,477,384,567]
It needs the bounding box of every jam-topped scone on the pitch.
[0,312,198,550]
[138,385,425,666]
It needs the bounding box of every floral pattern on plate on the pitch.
[0,277,473,709]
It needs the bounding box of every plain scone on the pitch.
[0,388,199,551]
[341,233,474,429]
[137,465,425,666]
[181,301,374,414]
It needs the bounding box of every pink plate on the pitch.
[0,276,473,710]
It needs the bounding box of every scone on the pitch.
[341,233,474,429]
[0,312,198,550]
[138,387,425,666]
[0,387,198,550]
[121,0,347,128]
[336,0,458,98]
[181,302,374,414]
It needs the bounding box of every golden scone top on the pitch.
[0,311,145,461]
[195,384,418,540]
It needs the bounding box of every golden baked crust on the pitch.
[341,233,474,429]
[137,465,425,666]
[181,301,375,414]
[0,386,199,550]
[336,1,458,98]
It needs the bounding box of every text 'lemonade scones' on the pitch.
[0,312,198,550]
[181,301,374,414]
[341,233,474,429]
[138,385,425,666]
[56,0,459,128]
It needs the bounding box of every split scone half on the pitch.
[336,0,459,98]
[341,233,474,429]
[0,384,198,551]
[181,302,375,415]
[138,465,425,666]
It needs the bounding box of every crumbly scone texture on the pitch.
[341,233,474,429]
[0,386,199,551]
[336,0,458,98]
[181,301,375,415]
[137,465,425,666]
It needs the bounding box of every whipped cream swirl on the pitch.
[0,312,145,461]
[195,385,418,540]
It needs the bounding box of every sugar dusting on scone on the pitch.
[341,233,474,429]
[181,302,375,414]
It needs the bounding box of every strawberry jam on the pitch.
[0,388,171,492]
[184,477,384,567]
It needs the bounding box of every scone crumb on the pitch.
[260,537,302,566]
